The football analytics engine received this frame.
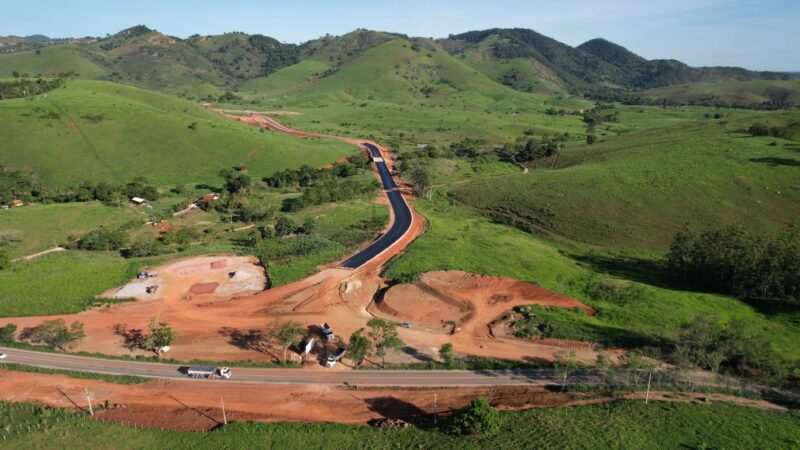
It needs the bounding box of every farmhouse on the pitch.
[197,193,220,204]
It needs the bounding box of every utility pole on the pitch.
[645,371,652,404]
[433,393,437,425]
[84,388,93,416]
[220,396,227,425]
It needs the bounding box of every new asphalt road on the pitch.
[0,347,579,386]
[340,143,413,269]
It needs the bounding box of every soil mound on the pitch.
[375,271,593,328]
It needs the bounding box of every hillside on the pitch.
[0,44,107,78]
[0,79,355,186]
[439,29,795,97]
[448,111,800,252]
[2,26,794,105]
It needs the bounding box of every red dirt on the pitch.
[372,271,602,364]
[0,371,783,431]
[189,282,218,295]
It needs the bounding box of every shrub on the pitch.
[446,396,501,437]
[77,227,128,251]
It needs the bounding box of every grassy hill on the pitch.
[644,79,800,106]
[0,79,356,186]
[0,45,107,78]
[448,111,800,252]
[440,29,795,96]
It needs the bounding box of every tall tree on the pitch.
[348,328,371,367]
[367,318,404,367]
[274,320,305,364]
[143,317,176,357]
[25,319,85,352]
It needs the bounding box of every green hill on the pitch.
[0,45,106,78]
[644,79,800,107]
[0,79,355,186]
[449,111,800,252]
[440,29,795,96]
[187,32,299,81]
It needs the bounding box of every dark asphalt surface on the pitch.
[341,143,413,269]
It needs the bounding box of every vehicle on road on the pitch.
[0,352,6,359]
[325,348,346,368]
[184,366,231,379]
[400,322,412,328]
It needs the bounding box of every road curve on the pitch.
[341,143,414,269]
[0,347,573,386]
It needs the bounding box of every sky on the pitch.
[1,0,798,71]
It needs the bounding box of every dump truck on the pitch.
[185,366,232,379]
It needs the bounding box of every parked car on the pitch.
[400,322,412,328]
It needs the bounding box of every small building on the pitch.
[197,193,220,204]
[9,199,24,207]
[156,221,171,233]
[130,197,147,206]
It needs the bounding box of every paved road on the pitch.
[341,143,413,269]
[0,347,578,386]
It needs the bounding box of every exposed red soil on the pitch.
[189,282,218,295]
[371,271,602,364]
[0,371,784,431]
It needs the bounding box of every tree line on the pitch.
[668,225,800,302]
[0,168,160,205]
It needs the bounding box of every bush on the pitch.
[446,396,501,437]
[77,227,128,251]
[126,238,163,258]
[0,323,17,343]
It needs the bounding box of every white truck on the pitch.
[186,366,232,379]
[325,348,346,368]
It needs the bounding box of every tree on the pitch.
[367,318,404,367]
[274,215,297,237]
[553,350,578,390]
[447,396,500,437]
[0,323,17,343]
[219,168,251,194]
[348,328,371,367]
[143,317,176,357]
[25,319,85,351]
[274,320,305,364]
[301,216,316,235]
[439,343,455,368]
[78,227,128,251]
[586,133,597,145]
[127,237,162,258]
[408,166,432,198]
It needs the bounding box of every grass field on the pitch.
[0,45,107,78]
[0,202,140,258]
[385,197,800,361]
[0,251,148,317]
[450,111,800,252]
[1,400,797,449]
[644,79,800,105]
[0,79,356,186]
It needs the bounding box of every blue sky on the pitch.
[1,0,798,71]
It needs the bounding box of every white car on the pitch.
[0,352,7,359]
